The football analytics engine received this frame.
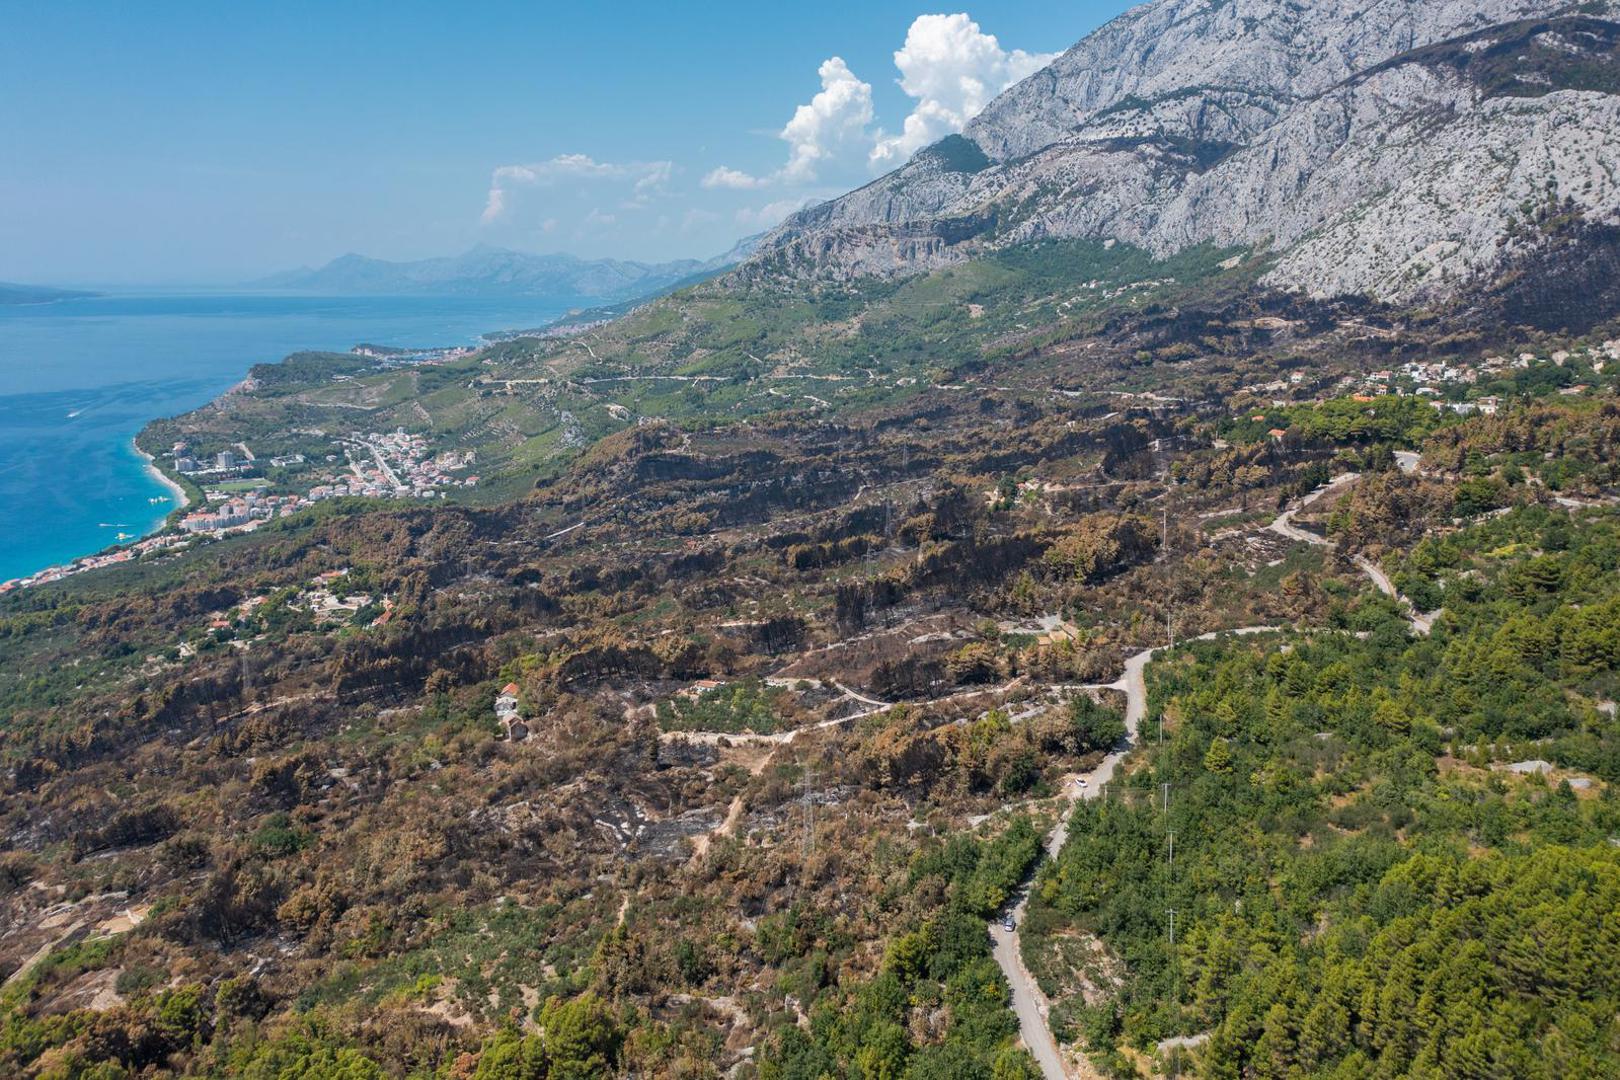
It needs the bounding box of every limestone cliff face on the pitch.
[752,0,1620,301]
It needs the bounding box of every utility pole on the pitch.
[801,764,817,866]
[1162,781,1170,812]
[1167,907,1177,948]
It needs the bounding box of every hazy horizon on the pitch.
[2,1,1127,287]
[14,240,757,293]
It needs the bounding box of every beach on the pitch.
[0,291,565,584]
[135,439,191,514]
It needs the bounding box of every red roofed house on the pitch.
[494,683,528,741]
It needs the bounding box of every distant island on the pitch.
[0,281,99,305]
[249,238,759,305]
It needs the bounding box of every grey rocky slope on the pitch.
[752,0,1620,302]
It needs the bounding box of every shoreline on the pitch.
[0,439,194,593]
[135,438,192,515]
[1,296,570,593]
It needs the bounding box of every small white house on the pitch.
[495,682,520,716]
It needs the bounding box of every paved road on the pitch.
[989,626,1279,1079]
[1352,555,1436,635]
[1266,475,1437,637]
[1267,472,1358,547]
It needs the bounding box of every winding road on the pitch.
[1267,471,1359,546]
[992,473,1445,1076]
[989,626,1280,1079]
[1266,473,1436,637]
[666,471,1442,1074]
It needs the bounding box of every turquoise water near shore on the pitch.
[0,293,564,583]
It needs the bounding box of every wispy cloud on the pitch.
[702,166,768,191]
[481,154,674,224]
[632,161,674,196]
[735,195,824,231]
[682,207,722,231]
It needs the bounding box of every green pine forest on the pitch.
[1026,506,1620,1078]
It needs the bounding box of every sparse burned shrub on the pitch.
[71,803,182,859]
[1042,513,1158,584]
[945,641,1004,685]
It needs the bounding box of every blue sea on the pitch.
[0,293,565,584]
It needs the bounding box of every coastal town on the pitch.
[2,422,481,594]
[2,337,499,594]
[171,428,479,535]
[0,530,194,595]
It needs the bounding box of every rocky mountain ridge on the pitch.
[753,0,1620,303]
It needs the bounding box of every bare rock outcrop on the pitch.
[751,0,1620,303]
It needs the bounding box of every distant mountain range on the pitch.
[252,238,760,304]
[0,282,98,306]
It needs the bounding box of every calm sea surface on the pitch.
[0,293,563,583]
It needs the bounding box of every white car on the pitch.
[1001,915,1016,932]
[1074,778,1087,788]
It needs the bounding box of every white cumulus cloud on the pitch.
[701,57,874,191]
[701,14,1054,193]
[869,13,1056,170]
[780,57,875,182]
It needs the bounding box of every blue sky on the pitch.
[0,1,1132,284]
